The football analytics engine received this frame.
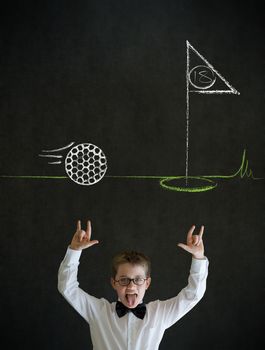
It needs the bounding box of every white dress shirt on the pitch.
[58,248,209,350]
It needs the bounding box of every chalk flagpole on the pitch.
[185,40,190,186]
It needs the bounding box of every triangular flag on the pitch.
[187,40,240,95]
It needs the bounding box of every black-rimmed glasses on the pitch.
[114,277,148,286]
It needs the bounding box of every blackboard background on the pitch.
[1,1,264,349]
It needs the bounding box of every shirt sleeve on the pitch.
[57,247,104,324]
[155,257,209,329]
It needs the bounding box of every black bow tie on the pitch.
[116,301,146,320]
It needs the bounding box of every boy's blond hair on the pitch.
[111,250,151,278]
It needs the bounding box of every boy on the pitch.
[58,220,208,350]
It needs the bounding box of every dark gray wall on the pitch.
[1,1,264,349]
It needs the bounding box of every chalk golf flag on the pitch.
[187,40,240,95]
[184,40,240,183]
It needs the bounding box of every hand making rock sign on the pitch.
[177,225,205,259]
[70,220,99,251]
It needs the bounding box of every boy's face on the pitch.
[111,263,151,308]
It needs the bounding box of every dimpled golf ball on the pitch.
[65,143,107,185]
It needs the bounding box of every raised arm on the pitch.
[57,220,100,322]
[155,225,208,329]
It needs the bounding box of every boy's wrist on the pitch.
[69,244,82,251]
[192,254,205,260]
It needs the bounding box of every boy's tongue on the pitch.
[126,294,137,307]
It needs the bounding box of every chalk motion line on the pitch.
[0,150,263,193]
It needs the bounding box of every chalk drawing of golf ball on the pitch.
[39,142,107,185]
[65,143,107,185]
